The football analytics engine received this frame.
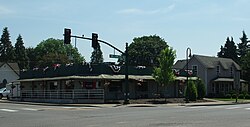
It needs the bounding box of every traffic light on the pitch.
[64,28,71,44]
[92,33,99,49]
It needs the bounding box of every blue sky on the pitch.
[1,0,250,62]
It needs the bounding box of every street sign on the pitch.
[109,54,121,59]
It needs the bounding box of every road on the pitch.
[0,102,250,127]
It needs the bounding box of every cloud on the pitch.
[0,6,14,15]
[117,4,175,15]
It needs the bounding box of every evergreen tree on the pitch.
[90,45,103,64]
[196,78,206,99]
[0,27,15,62]
[14,34,29,69]
[217,45,224,57]
[218,37,238,63]
[238,31,249,58]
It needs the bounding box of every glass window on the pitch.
[192,65,198,75]
[216,66,220,75]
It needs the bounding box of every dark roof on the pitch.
[193,55,240,70]
[20,63,154,79]
[0,62,20,75]
[173,60,187,70]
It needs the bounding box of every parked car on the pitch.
[0,87,10,99]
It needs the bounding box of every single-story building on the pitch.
[16,63,197,103]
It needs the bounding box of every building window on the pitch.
[216,65,220,75]
[230,67,233,77]
[192,65,198,75]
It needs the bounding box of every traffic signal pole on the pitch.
[64,29,129,104]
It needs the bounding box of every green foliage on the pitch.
[14,34,29,69]
[90,45,103,64]
[238,31,249,58]
[196,79,206,99]
[218,37,238,63]
[241,52,250,82]
[0,27,15,62]
[128,35,168,66]
[33,38,84,67]
[225,94,231,99]
[185,81,198,101]
[153,47,176,86]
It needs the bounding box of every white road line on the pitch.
[226,106,240,110]
[206,106,224,109]
[21,108,42,111]
[188,106,207,109]
[0,109,18,112]
[245,108,250,110]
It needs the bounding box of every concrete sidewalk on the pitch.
[1,98,250,108]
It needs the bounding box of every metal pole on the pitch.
[124,43,130,104]
[186,47,191,103]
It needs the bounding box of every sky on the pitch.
[1,0,250,62]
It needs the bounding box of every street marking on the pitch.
[21,108,43,111]
[226,106,240,110]
[188,106,207,109]
[245,108,250,110]
[206,106,224,109]
[116,121,127,124]
[0,109,18,112]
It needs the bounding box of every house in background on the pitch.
[174,54,248,97]
[0,63,20,88]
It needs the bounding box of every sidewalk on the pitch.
[1,98,250,108]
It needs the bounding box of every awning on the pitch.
[213,78,247,83]
[17,74,155,82]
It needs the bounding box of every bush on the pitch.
[225,94,232,99]
[196,79,206,99]
[232,94,237,98]
[185,81,198,101]
[245,94,250,99]
[238,94,244,99]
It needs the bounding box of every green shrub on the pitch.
[238,94,244,99]
[196,79,206,99]
[232,94,237,98]
[225,94,231,99]
[245,94,250,99]
[185,81,198,101]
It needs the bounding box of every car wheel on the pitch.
[7,95,9,100]
[0,94,3,99]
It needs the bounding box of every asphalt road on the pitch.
[0,102,250,127]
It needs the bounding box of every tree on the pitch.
[238,31,249,58]
[196,78,206,99]
[34,38,84,67]
[218,37,238,63]
[128,35,168,66]
[26,47,37,69]
[90,45,103,64]
[241,52,250,82]
[185,81,198,101]
[153,47,176,90]
[14,34,29,69]
[0,27,15,62]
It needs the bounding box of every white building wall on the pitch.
[0,63,19,86]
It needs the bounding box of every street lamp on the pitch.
[186,47,191,103]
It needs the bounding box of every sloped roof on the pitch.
[193,55,240,70]
[173,60,187,70]
[0,62,20,75]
